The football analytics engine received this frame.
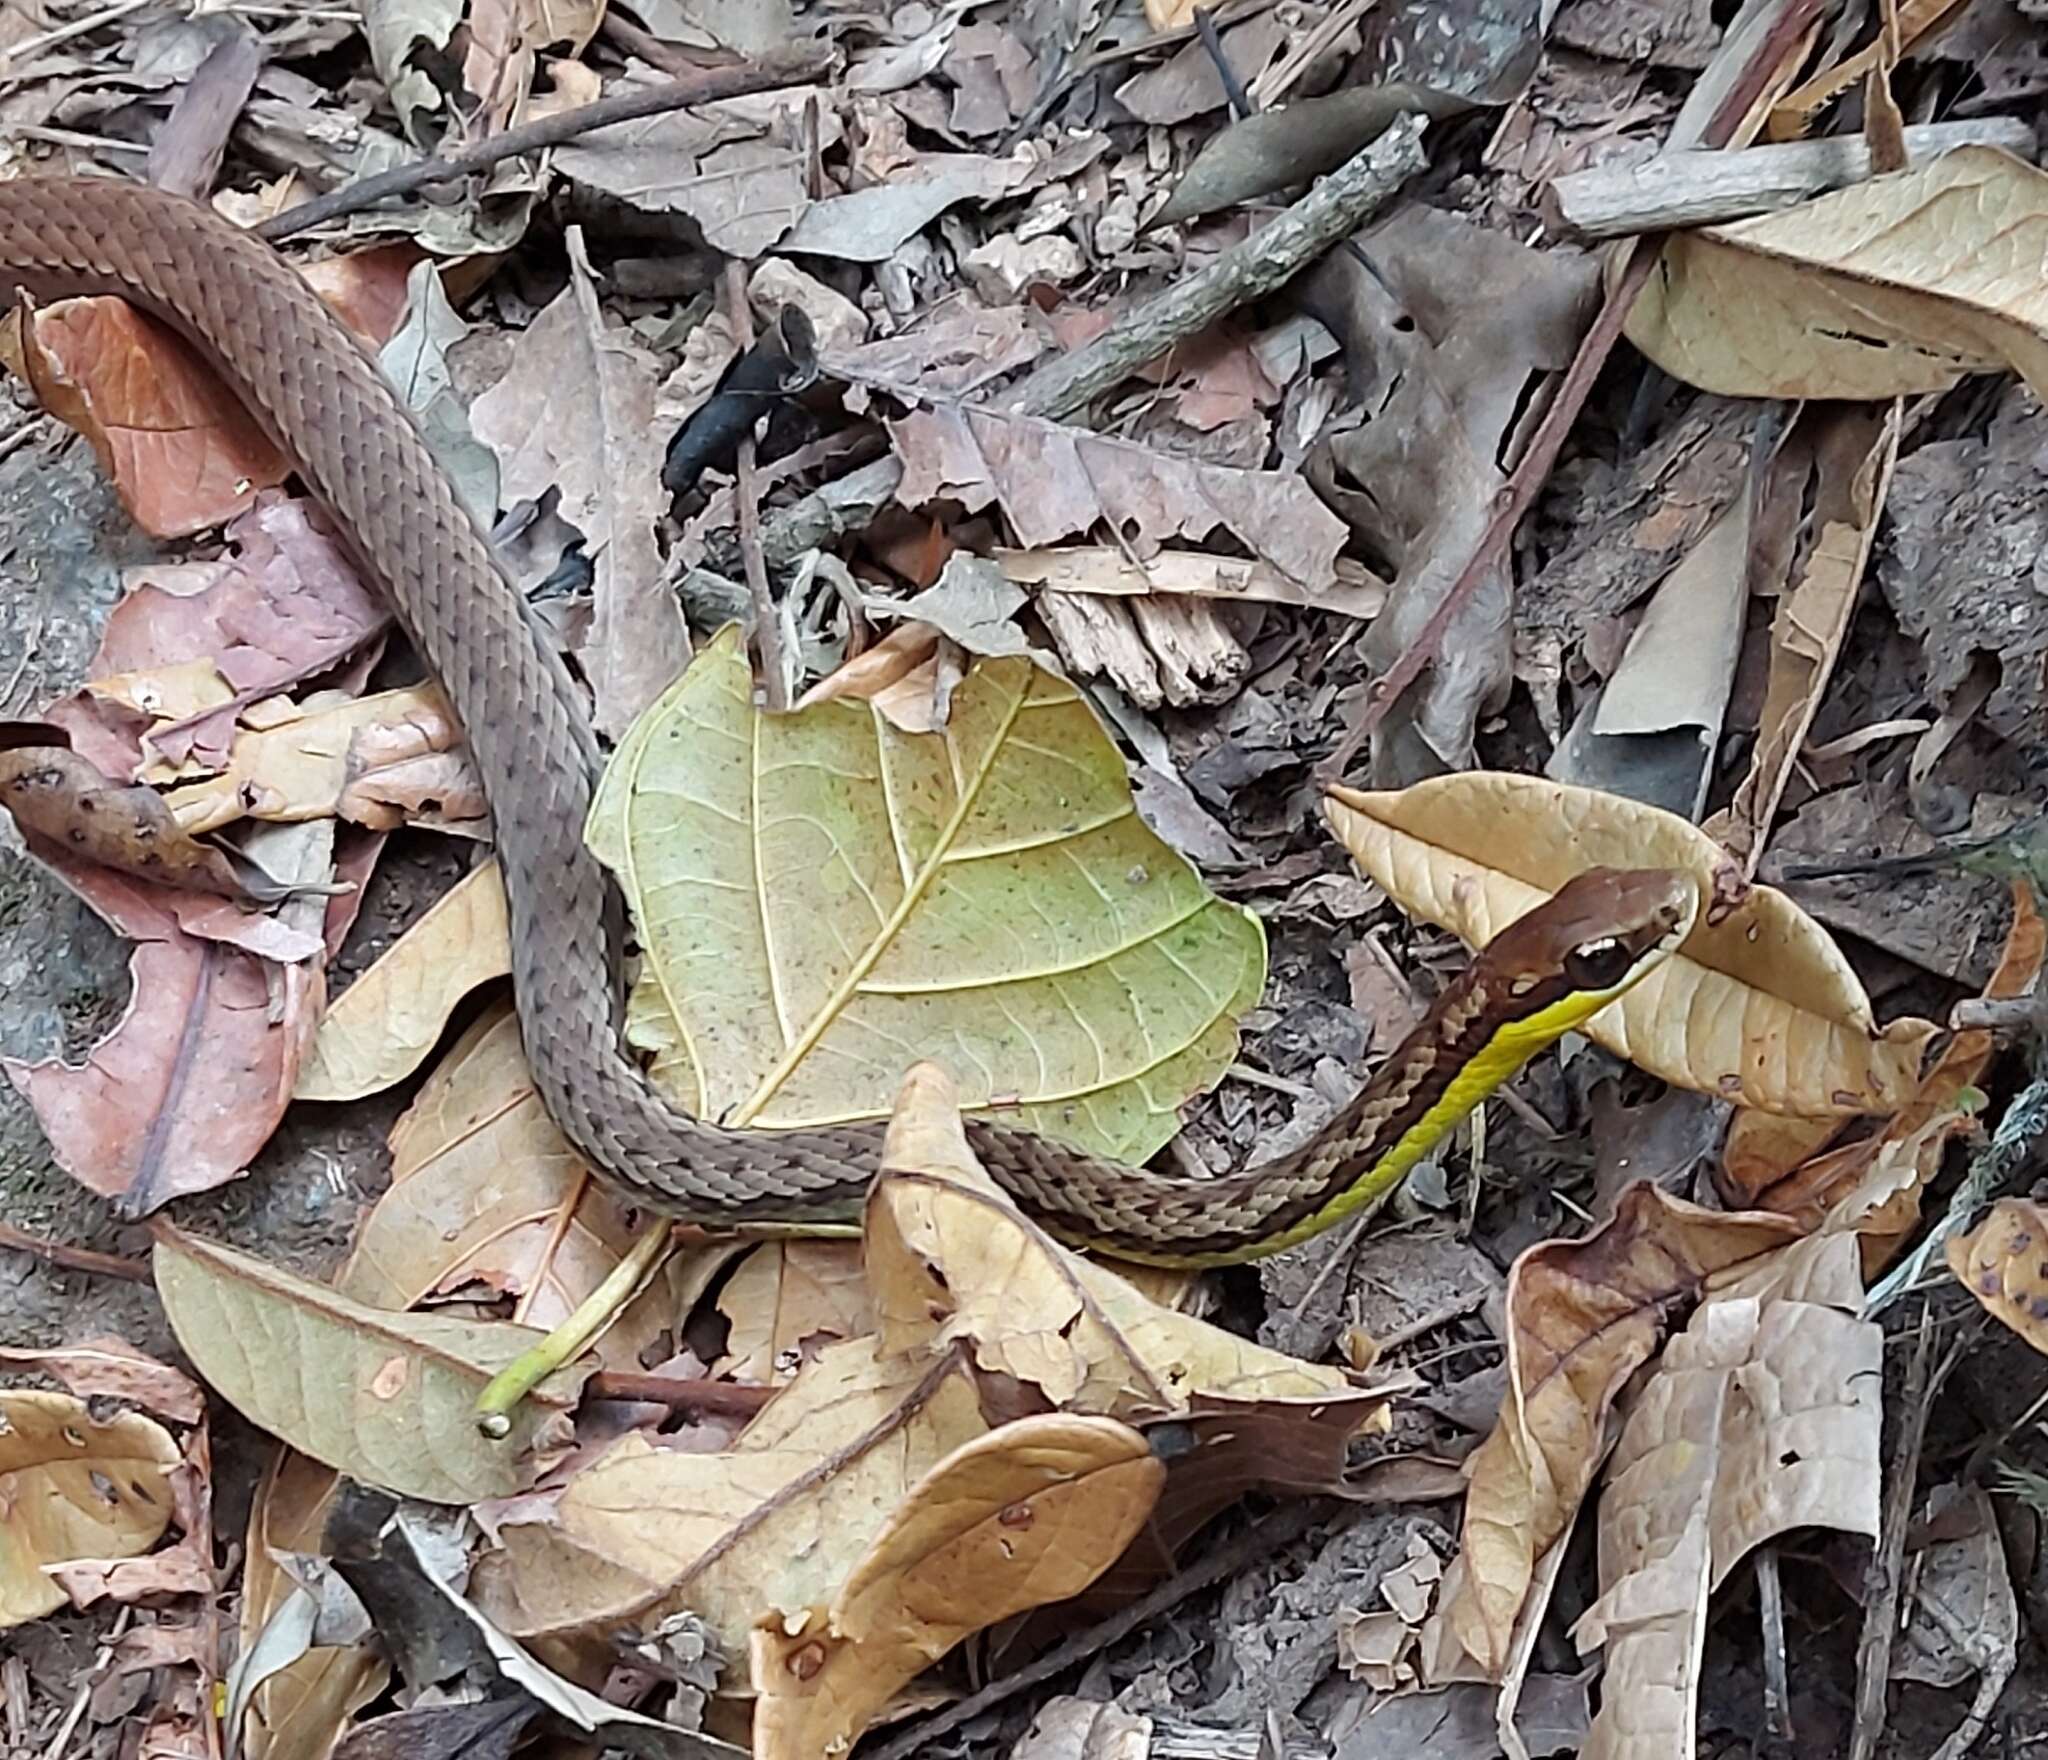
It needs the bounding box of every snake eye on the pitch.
[1564,936,1635,991]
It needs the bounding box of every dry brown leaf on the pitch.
[1626,147,2048,403]
[1766,0,1973,139]
[49,493,388,780]
[4,865,321,1215]
[868,1063,1353,1412]
[749,1415,1163,1758]
[1440,1184,1805,1674]
[0,297,289,537]
[1707,403,1902,872]
[339,1005,681,1371]
[715,1242,874,1384]
[890,404,1345,589]
[160,684,474,836]
[1948,1198,2048,1354]
[470,1337,990,1662]
[996,546,1388,621]
[296,859,511,1102]
[152,1225,590,1504]
[469,232,687,737]
[1573,1230,1880,1758]
[1724,883,2043,1253]
[0,1389,182,1628]
[238,1449,389,1760]
[1326,773,1937,1116]
[0,736,252,898]
[0,1336,203,1424]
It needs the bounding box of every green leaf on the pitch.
[586,627,1265,1162]
[153,1227,591,1505]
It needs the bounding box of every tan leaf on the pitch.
[1625,147,2048,403]
[469,233,685,737]
[868,1063,1352,1412]
[336,1005,679,1371]
[750,1415,1163,1758]
[159,685,474,836]
[152,1225,590,1504]
[238,1450,389,1760]
[1573,1231,1881,1758]
[470,1337,990,1661]
[715,1242,874,1384]
[890,403,1345,588]
[296,860,511,1102]
[1441,1184,1804,1674]
[996,546,1388,622]
[0,1335,203,1424]
[1948,1199,2048,1354]
[0,1389,181,1628]
[1730,884,2042,1256]
[1706,403,1901,872]
[1766,0,1973,139]
[587,627,1265,1162]
[1325,773,1936,1115]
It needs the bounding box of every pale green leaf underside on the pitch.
[587,626,1266,1162]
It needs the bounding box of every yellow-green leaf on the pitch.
[586,625,1265,1160]
[153,1227,590,1505]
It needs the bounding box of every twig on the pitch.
[865,1501,1335,1760]
[0,1222,152,1284]
[1191,7,1255,119]
[1847,1311,1953,1760]
[1318,0,1828,780]
[748,114,1427,571]
[584,1370,778,1417]
[255,45,834,242]
[0,0,152,69]
[599,10,717,80]
[723,263,792,710]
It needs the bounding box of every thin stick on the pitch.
[0,1222,152,1284]
[723,262,791,710]
[1755,1544,1793,1742]
[256,45,834,242]
[1318,0,1827,779]
[1847,1310,1949,1760]
[585,1370,778,1416]
[865,1501,1335,1760]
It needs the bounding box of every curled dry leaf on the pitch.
[0,1335,203,1424]
[868,1063,1352,1412]
[1727,883,2043,1254]
[0,735,252,898]
[0,1389,182,1628]
[1441,1184,1804,1675]
[237,1450,389,1760]
[296,859,511,1102]
[471,1338,990,1663]
[161,684,472,837]
[1572,1231,1880,1760]
[749,1415,1163,1759]
[890,404,1346,589]
[1326,773,1936,1116]
[1626,147,2048,404]
[588,626,1265,1160]
[152,1225,591,1504]
[1948,1198,2048,1355]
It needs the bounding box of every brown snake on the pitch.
[0,177,1698,1264]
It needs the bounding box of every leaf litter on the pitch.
[7,2,2048,1757]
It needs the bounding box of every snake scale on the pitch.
[0,176,1696,1264]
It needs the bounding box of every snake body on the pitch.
[0,177,1698,1264]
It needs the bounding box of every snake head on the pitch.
[1483,866,1700,1016]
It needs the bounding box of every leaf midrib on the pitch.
[729,682,1030,1128]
